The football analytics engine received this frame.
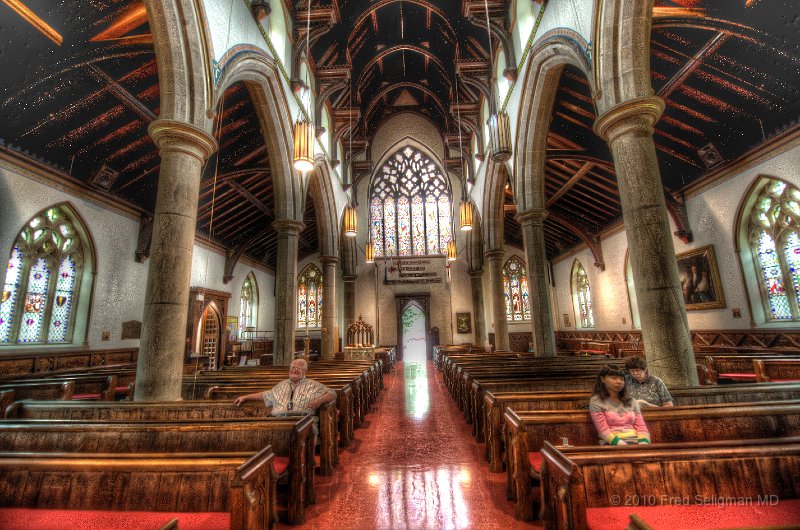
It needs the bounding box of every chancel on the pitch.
[1,0,799,528]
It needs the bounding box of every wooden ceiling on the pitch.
[1,0,798,270]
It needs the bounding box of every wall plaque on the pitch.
[122,320,142,340]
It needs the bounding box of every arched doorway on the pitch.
[198,303,222,370]
[395,294,430,361]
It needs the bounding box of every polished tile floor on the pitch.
[286,352,542,529]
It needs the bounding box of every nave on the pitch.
[291,352,538,530]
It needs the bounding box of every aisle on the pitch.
[287,355,541,529]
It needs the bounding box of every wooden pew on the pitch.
[0,447,276,530]
[483,382,800,472]
[504,401,800,520]
[3,399,339,478]
[540,438,800,530]
[698,353,800,383]
[754,358,800,382]
[0,381,74,409]
[0,416,314,524]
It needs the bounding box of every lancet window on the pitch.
[503,256,531,321]
[297,264,323,328]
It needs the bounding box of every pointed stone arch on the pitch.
[306,163,340,259]
[215,54,303,223]
[512,35,595,214]
[482,160,511,253]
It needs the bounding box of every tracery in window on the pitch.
[747,178,800,320]
[572,260,595,328]
[370,146,452,257]
[239,273,258,335]
[297,264,323,328]
[1,206,86,344]
[503,256,531,321]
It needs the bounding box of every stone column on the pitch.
[342,275,356,326]
[517,209,557,357]
[485,250,509,351]
[468,269,486,345]
[136,120,216,401]
[594,96,696,385]
[320,255,339,359]
[273,219,305,366]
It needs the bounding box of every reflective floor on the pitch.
[285,355,542,529]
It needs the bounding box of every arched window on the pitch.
[297,264,323,328]
[370,146,452,257]
[239,273,258,334]
[572,260,595,328]
[742,178,800,321]
[1,205,90,345]
[503,256,531,321]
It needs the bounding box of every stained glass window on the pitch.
[297,264,323,328]
[239,274,258,336]
[503,256,531,321]
[2,206,85,345]
[573,261,595,328]
[748,178,800,320]
[369,146,452,257]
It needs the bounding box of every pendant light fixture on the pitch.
[454,64,474,232]
[293,0,315,173]
[483,0,512,163]
[365,237,375,263]
[344,72,358,238]
[447,238,457,261]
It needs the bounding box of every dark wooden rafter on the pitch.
[658,31,730,98]
[292,4,338,90]
[466,15,517,81]
[664,190,693,244]
[86,64,156,123]
[546,211,605,271]
[456,60,491,101]
[545,161,594,207]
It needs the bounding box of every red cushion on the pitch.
[273,456,290,475]
[769,379,800,382]
[717,373,757,380]
[581,350,608,355]
[115,386,130,393]
[528,451,543,473]
[0,508,230,530]
[71,393,102,400]
[586,499,800,530]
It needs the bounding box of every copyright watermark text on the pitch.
[608,494,781,507]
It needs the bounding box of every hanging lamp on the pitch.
[365,238,375,263]
[343,204,357,237]
[482,0,512,163]
[454,63,474,232]
[293,0,315,173]
[447,238,457,261]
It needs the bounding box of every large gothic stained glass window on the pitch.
[297,264,323,328]
[1,206,85,345]
[503,256,531,321]
[747,178,800,320]
[370,146,452,257]
[572,261,595,328]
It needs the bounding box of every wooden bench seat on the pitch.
[0,447,276,530]
[0,416,314,524]
[3,399,339,478]
[0,381,74,410]
[483,382,800,472]
[505,401,800,520]
[540,438,800,530]
[755,358,800,382]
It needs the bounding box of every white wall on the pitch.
[0,158,276,350]
[551,142,800,331]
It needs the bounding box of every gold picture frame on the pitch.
[676,245,725,310]
[456,312,471,334]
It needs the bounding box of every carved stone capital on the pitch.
[515,208,548,225]
[342,275,357,283]
[272,219,305,235]
[320,255,340,265]
[484,249,504,261]
[593,96,665,145]
[468,268,484,279]
[148,119,217,162]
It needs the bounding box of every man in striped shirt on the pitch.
[233,358,336,415]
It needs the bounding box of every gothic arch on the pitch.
[144,0,213,130]
[306,164,340,258]
[512,35,595,213]
[482,160,511,252]
[215,54,303,223]
[467,204,484,272]
[593,0,655,113]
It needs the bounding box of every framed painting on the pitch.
[456,312,471,334]
[677,245,725,310]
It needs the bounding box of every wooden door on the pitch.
[201,305,221,369]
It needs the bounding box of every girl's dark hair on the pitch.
[592,365,632,406]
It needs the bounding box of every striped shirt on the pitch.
[261,378,334,415]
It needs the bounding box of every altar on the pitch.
[343,315,375,361]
